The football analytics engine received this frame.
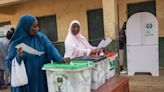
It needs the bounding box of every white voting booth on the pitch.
[126,12,159,76]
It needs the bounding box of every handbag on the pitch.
[11,57,28,87]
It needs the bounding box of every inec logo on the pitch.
[146,23,153,33]
[57,77,63,83]
[145,23,154,36]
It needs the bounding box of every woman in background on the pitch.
[64,20,100,59]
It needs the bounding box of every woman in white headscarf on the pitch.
[64,20,100,59]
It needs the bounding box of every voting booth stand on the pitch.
[126,12,159,76]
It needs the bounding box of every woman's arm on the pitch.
[43,35,62,63]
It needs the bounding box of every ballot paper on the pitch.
[15,43,45,56]
[98,40,105,48]
[98,37,112,48]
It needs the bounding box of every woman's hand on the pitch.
[17,48,24,58]
[61,57,71,64]
[91,48,101,53]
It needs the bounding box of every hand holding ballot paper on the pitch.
[15,43,45,56]
[96,37,112,55]
[98,37,112,48]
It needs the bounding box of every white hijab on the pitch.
[64,20,95,59]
